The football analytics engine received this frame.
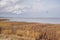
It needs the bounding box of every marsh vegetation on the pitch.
[0,22,60,40]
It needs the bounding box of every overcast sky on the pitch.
[0,0,60,18]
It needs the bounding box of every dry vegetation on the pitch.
[0,19,9,21]
[0,22,60,40]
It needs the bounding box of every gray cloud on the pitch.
[0,0,60,18]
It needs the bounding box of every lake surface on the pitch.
[0,18,60,24]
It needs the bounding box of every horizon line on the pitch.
[0,17,60,19]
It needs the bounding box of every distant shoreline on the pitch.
[0,18,60,24]
[0,17,60,19]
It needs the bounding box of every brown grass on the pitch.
[0,22,60,40]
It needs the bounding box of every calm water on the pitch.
[0,18,60,24]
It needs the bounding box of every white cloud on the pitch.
[0,0,60,16]
[13,10,22,14]
[13,4,31,14]
[0,0,32,14]
[0,0,7,6]
[9,0,18,3]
